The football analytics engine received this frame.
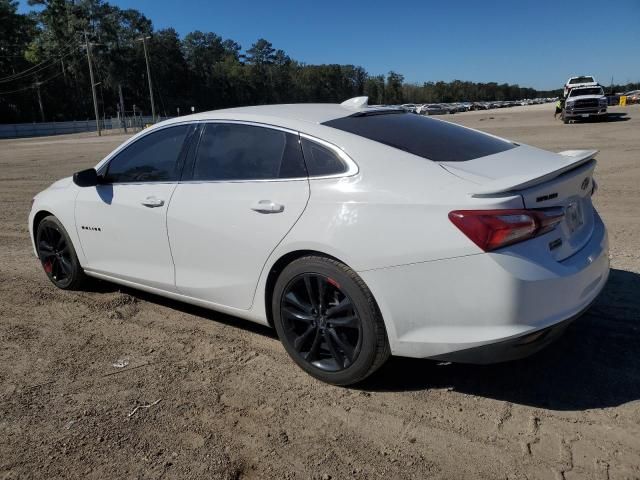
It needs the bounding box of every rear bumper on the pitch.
[360,212,609,361]
[428,305,586,364]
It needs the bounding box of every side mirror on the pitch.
[73,168,99,187]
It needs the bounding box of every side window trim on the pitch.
[177,120,358,183]
[299,133,359,179]
[182,120,307,183]
[179,122,204,182]
[97,123,196,184]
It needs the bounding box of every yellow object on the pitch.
[620,96,627,106]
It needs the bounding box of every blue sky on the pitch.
[19,0,640,90]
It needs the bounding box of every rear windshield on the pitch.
[322,112,515,162]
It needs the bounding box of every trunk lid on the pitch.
[440,146,597,261]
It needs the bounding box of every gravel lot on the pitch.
[1,104,639,479]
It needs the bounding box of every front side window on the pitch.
[192,123,307,181]
[104,125,189,183]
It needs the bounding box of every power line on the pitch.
[0,69,65,95]
[0,39,80,84]
[0,43,78,84]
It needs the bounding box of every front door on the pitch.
[75,124,192,290]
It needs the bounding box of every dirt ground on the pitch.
[1,104,639,480]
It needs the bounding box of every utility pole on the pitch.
[34,77,45,122]
[84,32,101,136]
[610,76,614,95]
[137,35,156,123]
[118,83,127,133]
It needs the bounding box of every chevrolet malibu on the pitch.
[29,97,609,385]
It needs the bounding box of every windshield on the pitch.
[569,87,603,97]
[569,76,594,84]
[322,112,515,162]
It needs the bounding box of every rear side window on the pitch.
[322,112,515,162]
[105,125,189,183]
[192,123,307,181]
[300,138,347,176]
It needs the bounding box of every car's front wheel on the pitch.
[36,215,87,290]
[272,255,390,385]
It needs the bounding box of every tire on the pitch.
[272,255,390,386]
[35,215,87,290]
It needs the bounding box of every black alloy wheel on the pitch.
[36,216,86,290]
[280,273,362,372]
[272,255,390,385]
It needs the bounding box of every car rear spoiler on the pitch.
[470,150,598,197]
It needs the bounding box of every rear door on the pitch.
[75,123,193,290]
[167,122,310,309]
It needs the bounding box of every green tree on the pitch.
[0,0,570,123]
[384,71,404,104]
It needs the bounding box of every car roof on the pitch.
[157,103,398,131]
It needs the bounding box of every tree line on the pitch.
[1,0,638,123]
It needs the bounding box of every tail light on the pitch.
[448,208,565,252]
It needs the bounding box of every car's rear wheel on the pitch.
[36,215,87,290]
[272,255,390,385]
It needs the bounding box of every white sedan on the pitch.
[29,97,609,385]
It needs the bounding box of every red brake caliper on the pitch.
[326,277,341,289]
[43,259,53,273]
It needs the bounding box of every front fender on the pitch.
[29,180,85,266]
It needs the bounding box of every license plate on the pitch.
[581,114,589,118]
[566,202,584,233]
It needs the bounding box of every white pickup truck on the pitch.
[562,85,608,123]
[563,75,598,97]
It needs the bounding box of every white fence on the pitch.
[0,116,171,139]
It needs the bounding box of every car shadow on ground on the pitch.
[102,281,278,338]
[603,112,630,122]
[92,268,639,411]
[360,268,640,411]
[565,113,629,124]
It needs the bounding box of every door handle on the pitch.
[141,196,165,208]
[251,200,284,214]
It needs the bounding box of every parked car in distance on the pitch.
[450,103,468,113]
[420,104,449,115]
[472,102,490,110]
[624,90,640,104]
[400,104,419,113]
[29,96,609,385]
[563,86,608,123]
